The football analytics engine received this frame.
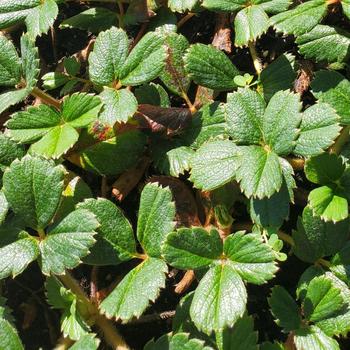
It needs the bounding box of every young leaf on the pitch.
[77,198,136,265]
[99,258,167,320]
[190,140,241,191]
[294,103,341,157]
[190,263,247,334]
[294,326,340,350]
[269,286,301,332]
[137,183,175,258]
[296,25,350,63]
[311,70,350,124]
[2,156,65,230]
[39,209,98,275]
[168,0,199,12]
[162,227,223,270]
[0,319,24,350]
[224,232,278,284]
[184,44,240,91]
[236,146,283,199]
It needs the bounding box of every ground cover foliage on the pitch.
[1,0,350,349]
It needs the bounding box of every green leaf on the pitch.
[0,133,25,171]
[292,207,349,263]
[39,209,98,275]
[0,192,8,224]
[162,227,223,270]
[99,88,138,125]
[234,6,269,47]
[184,44,240,91]
[42,72,70,90]
[0,319,24,350]
[0,89,30,115]
[226,88,265,145]
[260,54,296,102]
[304,276,344,323]
[296,25,350,63]
[262,90,301,155]
[294,326,340,350]
[190,264,247,334]
[330,242,350,287]
[119,31,166,86]
[77,198,136,265]
[2,155,65,229]
[236,146,283,199]
[311,70,350,124]
[21,34,39,89]
[305,153,345,185]
[202,0,244,11]
[168,0,199,12]
[68,334,100,350]
[60,7,117,34]
[0,35,21,87]
[269,286,301,332]
[294,103,341,157]
[89,27,130,86]
[190,140,241,191]
[135,82,170,107]
[100,258,167,320]
[224,232,278,284]
[137,183,175,258]
[270,0,328,36]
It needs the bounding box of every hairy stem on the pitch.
[182,92,197,114]
[31,87,61,109]
[329,125,350,155]
[175,270,195,294]
[248,41,262,75]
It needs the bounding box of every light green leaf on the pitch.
[168,0,199,12]
[294,103,341,157]
[42,72,70,90]
[160,146,195,177]
[184,43,240,91]
[311,70,350,124]
[294,326,340,350]
[99,87,138,125]
[234,6,269,47]
[0,35,21,87]
[236,146,283,199]
[0,319,24,350]
[162,227,223,270]
[296,25,350,63]
[270,0,328,36]
[0,89,30,115]
[68,334,100,350]
[137,182,175,258]
[100,258,167,320]
[226,88,265,144]
[269,286,301,332]
[89,27,130,86]
[2,155,65,229]
[224,232,278,284]
[190,140,241,191]
[39,209,98,275]
[190,264,247,334]
[78,198,136,265]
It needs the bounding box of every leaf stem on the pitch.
[31,87,61,110]
[175,270,195,294]
[58,271,130,350]
[117,1,125,28]
[329,125,350,155]
[248,41,262,75]
[177,13,195,29]
[286,157,305,171]
[181,92,197,114]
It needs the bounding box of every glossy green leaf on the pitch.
[294,326,340,350]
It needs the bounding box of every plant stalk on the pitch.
[248,41,262,75]
[31,87,61,109]
[329,125,350,155]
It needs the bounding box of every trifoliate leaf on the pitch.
[89,27,129,86]
[236,146,283,199]
[78,198,136,265]
[270,0,328,36]
[190,140,241,191]
[311,70,350,124]
[0,319,24,350]
[269,286,301,332]
[294,103,341,157]
[162,227,223,270]
[304,276,344,323]
[79,131,147,176]
[190,264,247,334]
[100,258,167,320]
[294,326,340,350]
[260,54,296,102]
[305,153,345,185]
[168,0,199,12]
[99,88,138,126]
[234,6,269,47]
[160,33,191,96]
[137,183,175,258]
[224,232,278,284]
[0,35,22,87]
[68,334,100,350]
[226,88,265,145]
[2,155,64,230]
[0,133,25,171]
[60,7,117,34]
[184,44,240,91]
[39,209,98,275]
[262,90,301,155]
[292,207,349,263]
[296,25,350,63]
[119,31,166,86]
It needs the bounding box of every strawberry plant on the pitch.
[1,0,350,349]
